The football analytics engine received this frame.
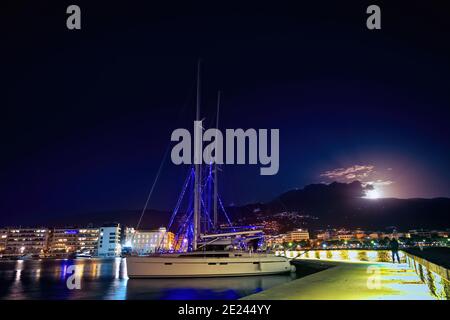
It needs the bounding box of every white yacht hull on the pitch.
[126,253,294,278]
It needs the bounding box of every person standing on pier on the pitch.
[390,238,401,263]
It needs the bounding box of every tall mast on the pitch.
[193,60,201,251]
[213,91,221,229]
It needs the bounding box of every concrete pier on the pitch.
[242,260,436,300]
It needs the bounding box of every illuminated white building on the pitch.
[124,227,174,254]
[286,229,310,242]
[97,224,122,257]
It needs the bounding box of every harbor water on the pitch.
[0,258,301,300]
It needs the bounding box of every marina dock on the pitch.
[242,259,437,300]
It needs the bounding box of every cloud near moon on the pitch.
[320,165,375,180]
[320,164,394,196]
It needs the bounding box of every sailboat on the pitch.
[126,62,294,278]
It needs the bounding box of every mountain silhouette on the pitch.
[227,181,450,230]
[30,181,450,231]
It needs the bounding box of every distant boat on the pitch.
[126,62,294,278]
[16,253,35,260]
[75,251,92,259]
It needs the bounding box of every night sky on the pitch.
[2,1,450,225]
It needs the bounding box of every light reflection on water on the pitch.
[0,258,297,300]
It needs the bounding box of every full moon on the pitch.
[365,189,381,199]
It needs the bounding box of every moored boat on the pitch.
[127,251,293,278]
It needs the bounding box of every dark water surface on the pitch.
[0,258,299,300]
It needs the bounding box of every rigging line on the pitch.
[167,166,194,230]
[173,189,195,245]
[135,143,171,231]
[200,197,214,229]
[181,210,194,233]
[158,168,193,251]
[218,195,236,231]
[176,187,195,238]
[134,80,196,232]
[173,208,194,252]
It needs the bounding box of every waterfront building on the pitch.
[353,229,366,239]
[316,231,332,240]
[78,228,100,253]
[337,234,354,241]
[49,227,99,255]
[0,229,8,253]
[396,232,410,239]
[432,230,449,238]
[409,229,432,238]
[337,228,351,235]
[50,228,79,255]
[97,224,122,257]
[124,227,174,254]
[379,231,409,240]
[286,229,310,242]
[5,228,50,254]
[265,234,287,247]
